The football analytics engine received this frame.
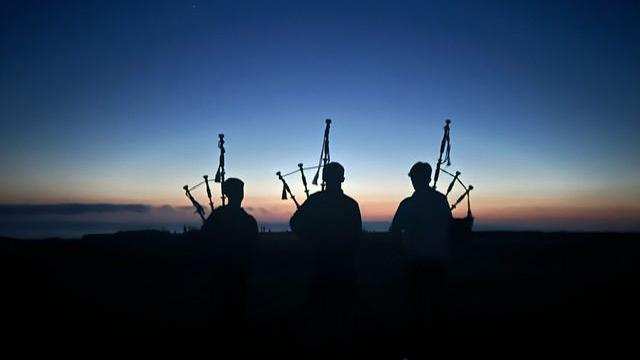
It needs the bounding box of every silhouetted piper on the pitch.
[390,161,452,358]
[289,161,362,354]
[201,177,258,353]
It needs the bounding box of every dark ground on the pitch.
[1,230,638,357]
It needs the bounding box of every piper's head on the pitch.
[223,178,244,207]
[408,162,432,190]
[322,162,345,191]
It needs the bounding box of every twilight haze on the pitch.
[1,0,639,236]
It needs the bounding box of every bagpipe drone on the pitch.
[432,119,475,232]
[182,133,227,223]
[276,118,332,209]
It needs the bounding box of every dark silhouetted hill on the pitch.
[1,230,638,357]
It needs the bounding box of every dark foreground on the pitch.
[2,231,638,357]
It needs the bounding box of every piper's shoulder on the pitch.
[307,191,324,201]
[242,208,257,219]
[213,206,229,215]
[398,196,413,206]
[246,213,258,227]
[342,193,361,207]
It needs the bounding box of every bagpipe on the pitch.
[275,119,332,209]
[181,133,227,223]
[431,119,475,232]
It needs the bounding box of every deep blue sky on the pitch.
[1,0,639,231]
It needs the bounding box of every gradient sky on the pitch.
[1,0,639,232]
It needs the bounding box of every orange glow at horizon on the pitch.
[2,188,639,231]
